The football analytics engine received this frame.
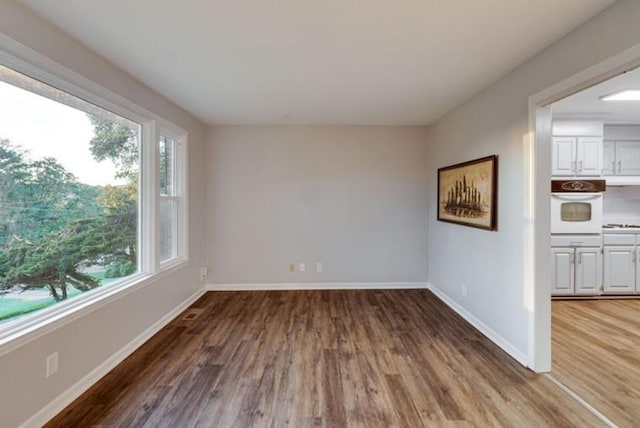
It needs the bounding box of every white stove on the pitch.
[602,224,640,233]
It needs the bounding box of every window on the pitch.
[158,134,185,264]
[0,58,187,335]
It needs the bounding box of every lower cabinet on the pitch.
[603,235,638,294]
[576,247,603,294]
[551,246,602,296]
[551,248,574,295]
[551,234,640,297]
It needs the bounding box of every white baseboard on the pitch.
[207,282,429,291]
[20,286,208,428]
[427,282,530,367]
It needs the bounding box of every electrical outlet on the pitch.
[461,283,467,297]
[200,267,208,282]
[299,263,306,272]
[316,262,323,273]
[289,263,295,272]
[46,352,59,378]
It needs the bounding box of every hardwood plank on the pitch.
[46,290,601,427]
[552,299,640,428]
[384,374,425,428]
[321,348,348,428]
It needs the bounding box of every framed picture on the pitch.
[437,155,498,231]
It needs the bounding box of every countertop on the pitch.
[602,227,640,234]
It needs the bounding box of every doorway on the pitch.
[530,48,640,426]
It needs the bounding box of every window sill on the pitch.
[159,257,187,272]
[0,260,188,358]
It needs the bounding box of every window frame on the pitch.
[0,39,189,356]
[157,124,189,270]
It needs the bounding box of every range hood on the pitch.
[605,176,640,186]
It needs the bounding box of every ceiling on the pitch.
[22,0,615,126]
[553,65,640,124]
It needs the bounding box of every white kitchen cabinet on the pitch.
[617,142,640,175]
[551,248,574,295]
[552,137,577,176]
[602,140,640,176]
[577,137,603,176]
[603,141,615,175]
[603,246,636,294]
[637,249,640,294]
[552,136,602,177]
[551,245,601,296]
[575,247,602,295]
[603,234,639,295]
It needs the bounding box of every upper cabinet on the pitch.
[552,136,603,176]
[552,121,603,177]
[551,137,576,176]
[602,125,640,177]
[603,141,640,176]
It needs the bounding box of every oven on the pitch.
[551,180,606,234]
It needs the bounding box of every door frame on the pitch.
[526,43,640,372]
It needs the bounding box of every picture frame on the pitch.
[437,155,498,231]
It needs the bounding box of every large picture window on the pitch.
[0,60,187,331]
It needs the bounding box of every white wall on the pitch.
[207,126,429,285]
[603,186,640,224]
[0,2,207,427]
[604,124,640,140]
[427,0,640,364]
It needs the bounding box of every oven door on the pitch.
[551,193,603,234]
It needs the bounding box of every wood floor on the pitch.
[47,290,600,427]
[551,299,640,428]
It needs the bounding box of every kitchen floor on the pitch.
[551,299,640,427]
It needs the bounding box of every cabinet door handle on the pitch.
[618,160,622,173]
[612,161,616,173]
[572,161,577,174]
[570,253,575,264]
[578,252,582,264]
[578,160,583,173]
